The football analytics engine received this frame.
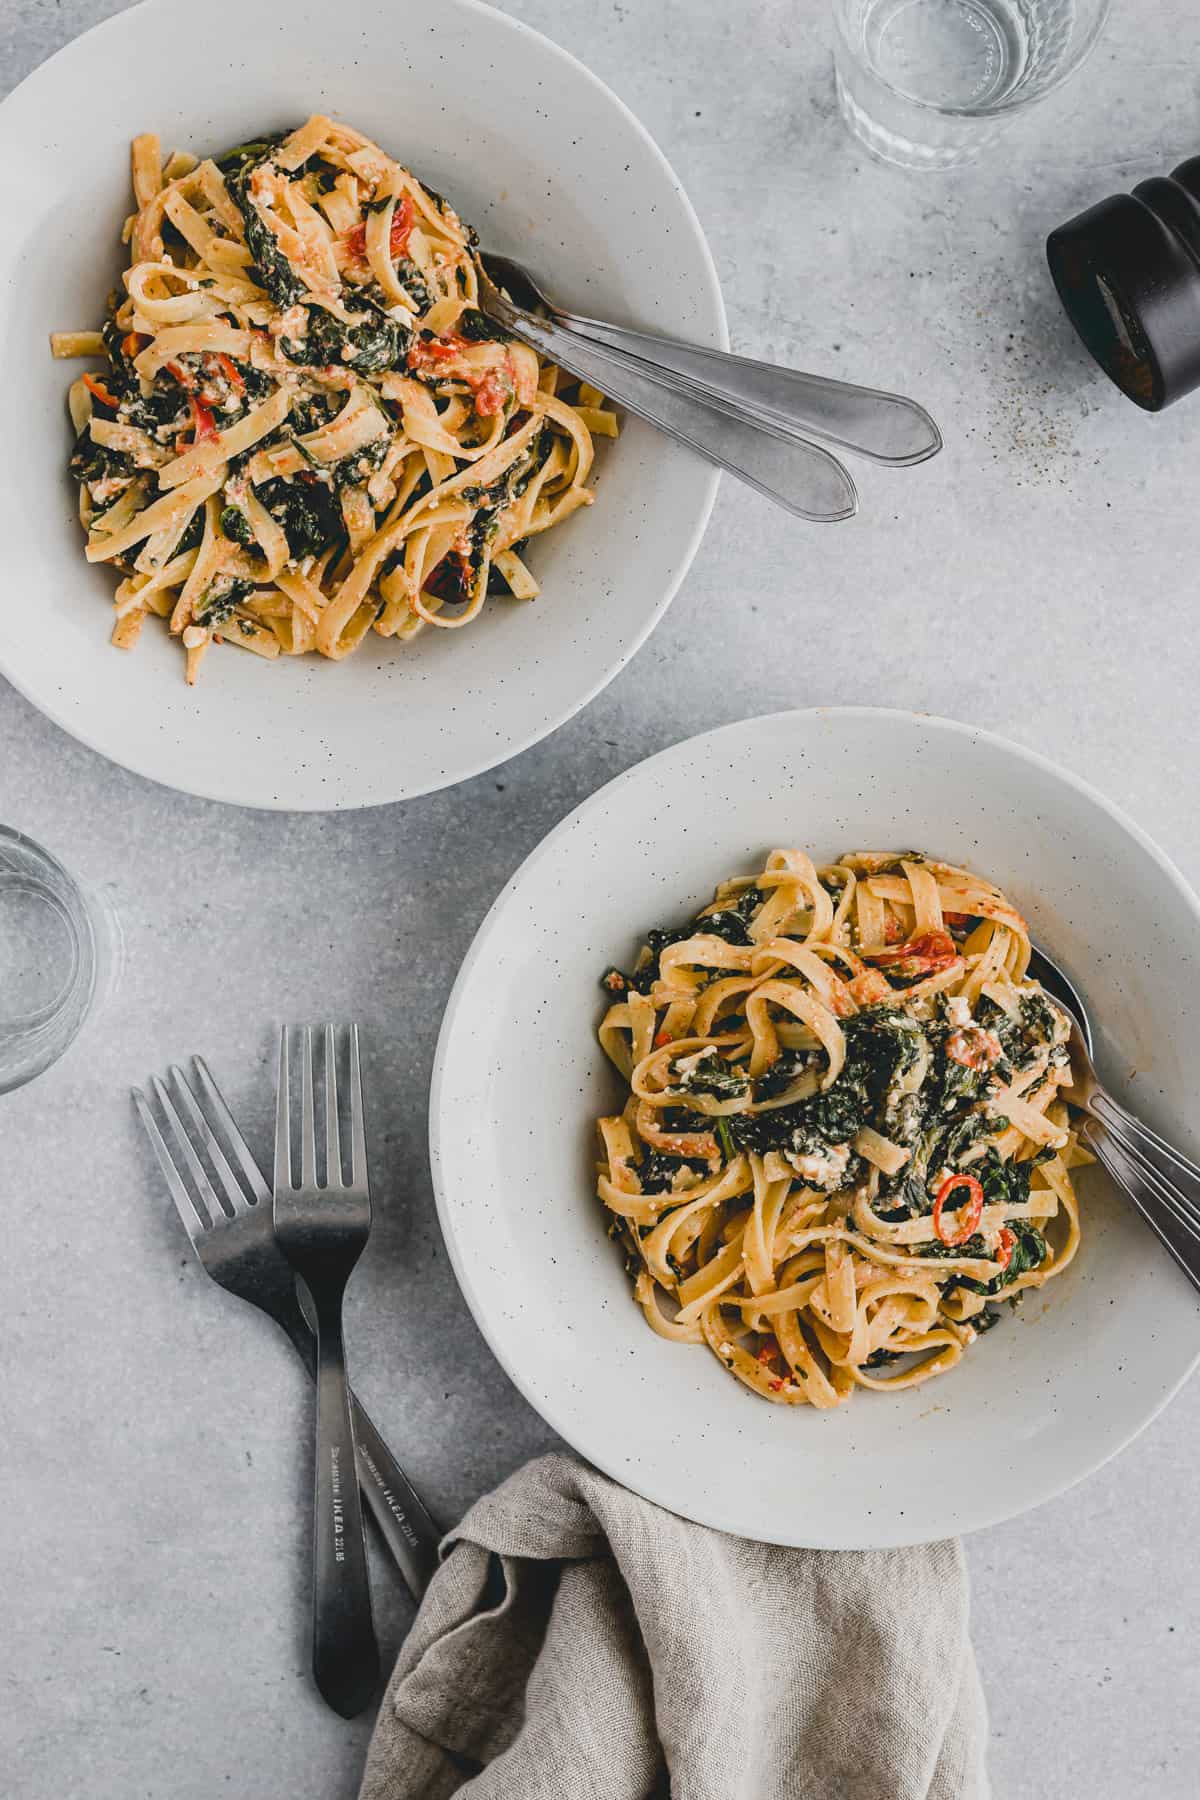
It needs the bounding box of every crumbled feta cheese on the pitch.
[945,994,972,1027]
[273,304,309,342]
[789,1142,852,1190]
[673,1047,717,1078]
[89,475,128,505]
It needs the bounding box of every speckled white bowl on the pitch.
[431,708,1200,1547]
[0,0,724,809]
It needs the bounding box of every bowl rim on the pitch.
[0,0,727,811]
[430,704,1200,1544]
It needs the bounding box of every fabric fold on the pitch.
[360,1453,988,1800]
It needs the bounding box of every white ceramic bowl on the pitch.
[0,0,723,809]
[432,708,1200,1547]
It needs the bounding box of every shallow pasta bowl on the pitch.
[431,708,1200,1547]
[0,0,724,809]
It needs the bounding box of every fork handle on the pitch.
[553,311,942,466]
[1084,1119,1200,1295]
[276,1303,441,1598]
[487,298,858,522]
[312,1309,380,1717]
[348,1395,441,1597]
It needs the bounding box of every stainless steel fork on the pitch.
[272,1024,380,1718]
[1028,943,1200,1296]
[133,1058,441,1603]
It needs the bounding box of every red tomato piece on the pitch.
[945,1027,1002,1071]
[866,929,959,980]
[189,396,219,443]
[211,352,245,396]
[471,366,514,417]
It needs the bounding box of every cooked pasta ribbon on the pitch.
[53,116,616,681]
[596,849,1089,1408]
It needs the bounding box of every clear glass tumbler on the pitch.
[0,825,121,1095]
[832,0,1112,170]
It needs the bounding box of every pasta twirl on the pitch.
[596,849,1090,1408]
[51,117,615,683]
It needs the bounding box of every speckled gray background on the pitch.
[2,1,1198,1795]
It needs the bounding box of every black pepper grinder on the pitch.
[1046,156,1200,411]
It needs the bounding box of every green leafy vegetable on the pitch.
[755,1048,816,1101]
[195,576,254,628]
[457,306,514,344]
[215,132,289,176]
[227,150,307,308]
[948,1220,1048,1297]
[258,476,342,560]
[732,1009,927,1161]
[672,1050,751,1103]
[393,258,433,313]
[220,505,254,545]
[637,1151,711,1194]
[68,432,133,491]
[175,509,206,556]
[331,432,391,491]
[280,304,410,375]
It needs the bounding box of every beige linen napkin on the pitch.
[360,1452,988,1800]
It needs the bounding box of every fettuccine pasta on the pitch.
[596,849,1089,1408]
[51,117,615,682]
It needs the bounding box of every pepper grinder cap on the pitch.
[1046,157,1200,411]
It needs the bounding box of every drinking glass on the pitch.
[0,825,121,1094]
[832,0,1112,169]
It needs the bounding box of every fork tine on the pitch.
[133,1086,208,1245]
[324,1023,342,1188]
[300,1026,317,1187]
[192,1055,272,1204]
[150,1074,229,1224]
[275,1026,292,1191]
[349,1023,367,1189]
[169,1064,252,1216]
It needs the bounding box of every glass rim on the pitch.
[831,0,1112,123]
[0,824,101,1094]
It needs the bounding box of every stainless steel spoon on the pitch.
[474,256,858,522]
[479,252,942,467]
[1028,942,1200,1295]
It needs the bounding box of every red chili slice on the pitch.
[933,1172,985,1246]
[82,373,121,409]
[994,1226,1015,1270]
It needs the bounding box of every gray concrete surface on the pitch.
[3,1,1199,1795]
